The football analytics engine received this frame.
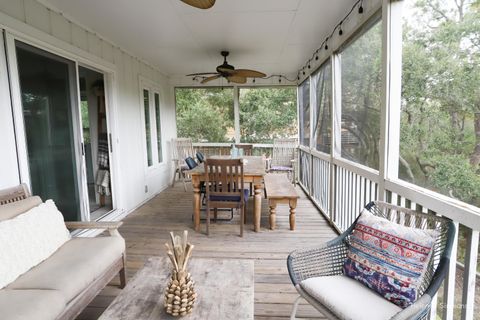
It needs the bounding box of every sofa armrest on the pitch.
[65,221,123,237]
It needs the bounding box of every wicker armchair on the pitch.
[287,201,455,320]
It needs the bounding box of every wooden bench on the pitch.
[264,173,300,230]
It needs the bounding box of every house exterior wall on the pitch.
[0,0,176,215]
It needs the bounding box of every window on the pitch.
[298,79,310,147]
[143,89,152,166]
[313,60,332,154]
[142,86,162,167]
[155,93,162,163]
[340,20,382,169]
[239,87,297,144]
[399,1,480,208]
[175,88,234,142]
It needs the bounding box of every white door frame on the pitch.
[4,29,120,221]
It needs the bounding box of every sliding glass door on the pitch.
[15,42,81,221]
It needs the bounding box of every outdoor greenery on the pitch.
[240,87,297,143]
[399,0,480,208]
[175,87,297,144]
[175,88,234,142]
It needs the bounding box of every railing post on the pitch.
[233,85,240,143]
[461,228,479,320]
[442,222,459,320]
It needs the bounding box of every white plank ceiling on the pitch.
[42,0,355,78]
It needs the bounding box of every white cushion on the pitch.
[0,289,65,320]
[0,200,70,289]
[300,275,402,320]
[9,237,125,302]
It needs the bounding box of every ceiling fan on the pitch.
[180,0,216,9]
[187,51,267,84]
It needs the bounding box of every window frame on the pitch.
[140,76,165,170]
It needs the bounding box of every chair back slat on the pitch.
[272,138,297,167]
[172,138,195,164]
[205,159,244,203]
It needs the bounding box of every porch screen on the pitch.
[298,79,310,147]
[239,87,297,144]
[312,60,332,154]
[175,88,234,143]
[399,1,480,208]
[340,20,382,170]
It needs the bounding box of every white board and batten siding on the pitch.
[0,0,177,214]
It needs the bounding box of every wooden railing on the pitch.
[192,142,273,157]
[297,146,480,320]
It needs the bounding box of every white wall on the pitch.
[0,0,176,214]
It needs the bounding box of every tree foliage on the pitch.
[240,87,297,143]
[400,0,480,206]
[175,87,297,144]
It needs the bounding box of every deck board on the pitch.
[77,183,336,319]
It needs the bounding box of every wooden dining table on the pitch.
[188,156,266,232]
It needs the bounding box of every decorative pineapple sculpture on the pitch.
[164,231,196,316]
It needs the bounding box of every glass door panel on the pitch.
[15,41,81,221]
[78,66,113,219]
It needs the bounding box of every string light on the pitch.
[298,0,364,80]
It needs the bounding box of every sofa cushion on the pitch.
[300,275,402,320]
[0,200,71,289]
[0,289,66,320]
[9,236,125,303]
[0,196,42,221]
[343,210,437,308]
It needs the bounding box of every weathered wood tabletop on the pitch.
[99,257,254,320]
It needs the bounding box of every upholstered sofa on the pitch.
[0,184,126,320]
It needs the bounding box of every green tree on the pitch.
[239,87,297,143]
[175,88,234,142]
[400,0,480,206]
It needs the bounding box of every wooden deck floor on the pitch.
[78,183,337,319]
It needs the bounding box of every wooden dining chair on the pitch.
[204,158,248,237]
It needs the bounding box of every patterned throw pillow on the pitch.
[343,209,438,308]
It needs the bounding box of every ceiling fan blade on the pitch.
[232,69,267,78]
[186,72,219,76]
[227,75,247,84]
[180,0,215,9]
[201,75,221,84]
[216,67,235,75]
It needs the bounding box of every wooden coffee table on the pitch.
[99,257,254,320]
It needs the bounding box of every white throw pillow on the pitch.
[0,200,71,289]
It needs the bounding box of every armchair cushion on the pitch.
[210,189,249,203]
[0,200,70,289]
[269,165,293,172]
[9,236,125,303]
[343,210,437,308]
[0,289,66,320]
[300,275,401,320]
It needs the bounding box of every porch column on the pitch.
[234,85,240,143]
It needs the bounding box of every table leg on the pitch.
[192,178,201,232]
[253,183,263,232]
[289,198,297,231]
[269,201,276,230]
